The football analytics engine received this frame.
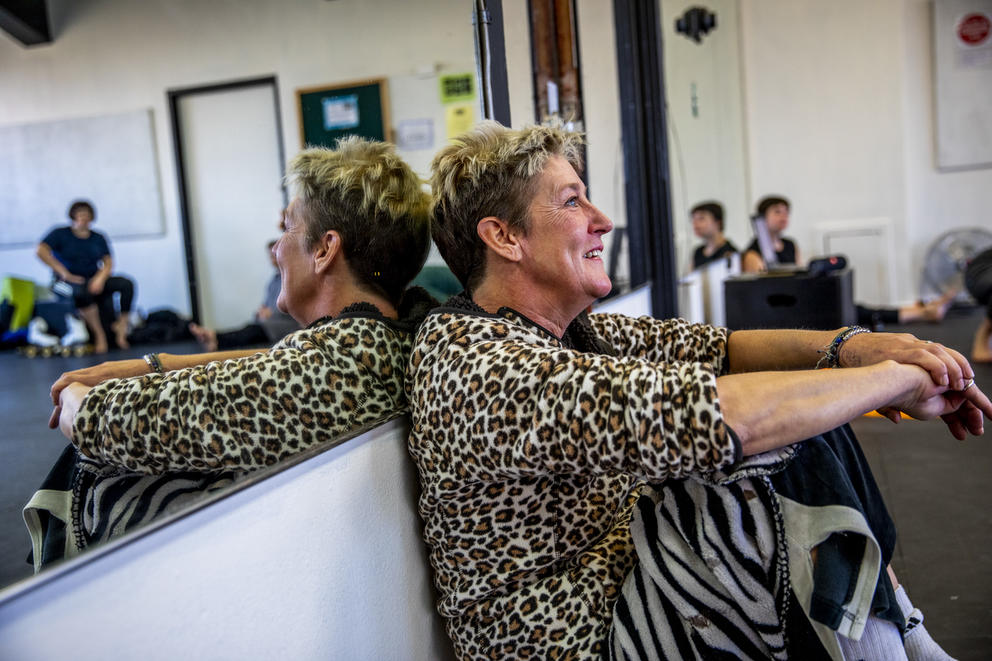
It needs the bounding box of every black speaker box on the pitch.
[724,269,856,330]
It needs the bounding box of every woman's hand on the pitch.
[60,271,85,285]
[841,332,973,390]
[49,382,92,439]
[880,363,991,439]
[50,359,150,406]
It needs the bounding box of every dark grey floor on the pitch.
[1,311,990,657]
[853,306,992,660]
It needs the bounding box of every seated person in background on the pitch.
[689,200,737,270]
[36,200,135,353]
[857,291,956,330]
[966,247,992,362]
[27,138,433,567]
[742,194,800,272]
[188,237,300,351]
[738,195,947,329]
[409,121,987,660]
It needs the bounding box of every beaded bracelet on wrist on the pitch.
[815,325,871,369]
[143,352,165,374]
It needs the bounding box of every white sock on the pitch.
[894,585,957,661]
[838,615,908,661]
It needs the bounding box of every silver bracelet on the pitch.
[143,353,165,373]
[815,326,871,369]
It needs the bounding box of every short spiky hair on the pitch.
[286,138,431,304]
[429,121,584,290]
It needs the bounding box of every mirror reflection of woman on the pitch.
[26,139,433,568]
[407,122,988,660]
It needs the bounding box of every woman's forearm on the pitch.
[36,243,71,279]
[726,328,840,373]
[717,360,925,456]
[157,349,266,371]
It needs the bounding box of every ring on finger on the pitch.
[962,378,976,391]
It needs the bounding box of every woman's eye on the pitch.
[565,197,579,207]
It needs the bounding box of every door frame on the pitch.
[167,76,287,324]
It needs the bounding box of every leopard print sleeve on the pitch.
[72,318,409,475]
[408,313,735,483]
[589,313,730,374]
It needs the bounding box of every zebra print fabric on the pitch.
[73,458,237,550]
[24,446,237,570]
[608,476,791,660]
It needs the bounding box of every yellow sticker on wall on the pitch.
[445,104,475,140]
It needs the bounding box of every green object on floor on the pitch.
[1,276,36,331]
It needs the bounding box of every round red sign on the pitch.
[958,13,991,46]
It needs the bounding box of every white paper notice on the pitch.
[323,94,360,130]
[397,118,434,151]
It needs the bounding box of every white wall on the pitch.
[0,418,454,661]
[0,0,479,316]
[902,0,992,297]
[739,0,992,303]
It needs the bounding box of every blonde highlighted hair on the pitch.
[429,121,584,290]
[287,137,431,304]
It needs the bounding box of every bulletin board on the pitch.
[0,109,165,247]
[933,0,992,170]
[297,79,389,148]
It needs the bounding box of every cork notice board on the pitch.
[297,79,389,148]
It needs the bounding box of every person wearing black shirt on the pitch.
[742,195,801,272]
[37,200,135,353]
[690,201,738,270]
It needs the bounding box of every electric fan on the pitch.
[920,227,992,303]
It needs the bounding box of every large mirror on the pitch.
[0,0,483,591]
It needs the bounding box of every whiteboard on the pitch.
[933,0,992,171]
[0,109,165,246]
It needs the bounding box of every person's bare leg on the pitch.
[79,304,108,354]
[111,315,130,349]
[898,291,956,324]
[188,322,218,352]
[972,318,992,363]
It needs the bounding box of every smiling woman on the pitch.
[405,121,990,660]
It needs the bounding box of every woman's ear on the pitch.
[312,230,342,274]
[477,216,522,262]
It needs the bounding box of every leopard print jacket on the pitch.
[72,303,418,475]
[406,302,739,660]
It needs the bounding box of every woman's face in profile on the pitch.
[512,156,614,306]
